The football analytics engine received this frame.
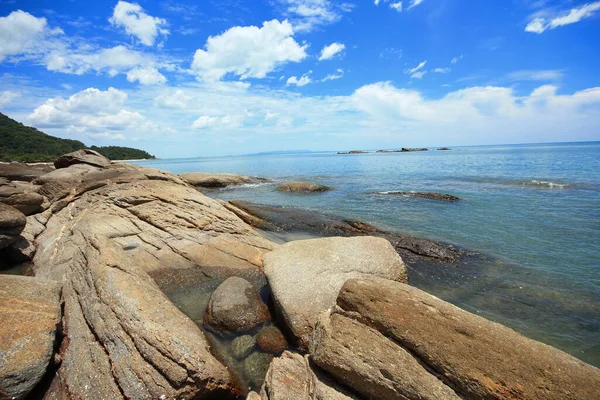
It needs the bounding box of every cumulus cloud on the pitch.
[526,1,600,33]
[0,91,20,108]
[191,19,307,81]
[126,66,166,85]
[0,10,62,62]
[46,45,150,75]
[287,72,312,86]
[319,42,345,61]
[109,1,169,46]
[153,89,192,109]
[191,115,241,129]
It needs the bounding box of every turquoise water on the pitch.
[134,142,600,366]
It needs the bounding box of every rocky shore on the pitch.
[1,150,599,399]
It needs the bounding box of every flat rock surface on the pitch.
[0,203,26,249]
[0,275,61,400]
[205,277,271,333]
[311,312,460,400]
[276,182,331,193]
[54,149,111,169]
[262,236,407,348]
[260,351,358,400]
[180,172,256,188]
[336,278,600,400]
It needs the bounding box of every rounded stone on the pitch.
[0,203,26,249]
[243,351,274,389]
[205,277,271,334]
[256,326,288,354]
[231,335,256,360]
[276,182,331,193]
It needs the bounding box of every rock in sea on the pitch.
[276,182,331,193]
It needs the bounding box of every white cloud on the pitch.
[407,0,424,10]
[411,70,427,79]
[390,2,403,12]
[0,10,62,62]
[434,68,450,73]
[109,1,169,46]
[507,69,564,81]
[126,66,166,85]
[192,115,241,129]
[526,1,600,33]
[406,60,427,74]
[191,19,307,81]
[319,42,345,61]
[0,90,20,108]
[287,72,312,86]
[322,69,344,81]
[153,89,192,109]
[46,45,150,75]
[451,55,463,64]
[276,0,352,31]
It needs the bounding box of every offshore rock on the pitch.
[336,278,600,400]
[179,172,256,188]
[0,275,61,400]
[53,148,111,169]
[379,191,461,201]
[276,182,331,193]
[205,277,271,334]
[262,236,406,348]
[0,203,26,249]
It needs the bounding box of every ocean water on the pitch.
[133,142,600,366]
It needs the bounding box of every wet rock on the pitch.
[180,172,256,188]
[0,203,26,249]
[260,351,358,400]
[243,352,274,390]
[232,335,257,360]
[256,326,288,354]
[310,312,460,400]
[401,147,428,152]
[205,277,271,334]
[262,236,407,348]
[336,277,600,400]
[0,275,61,400]
[0,162,49,182]
[276,182,331,193]
[379,191,461,201]
[54,148,111,169]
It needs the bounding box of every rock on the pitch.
[378,191,460,201]
[0,163,48,182]
[247,391,262,400]
[205,277,271,334]
[0,203,26,249]
[229,201,461,264]
[437,147,452,150]
[276,182,331,193]
[260,351,358,400]
[179,172,255,188]
[401,147,428,152]
[256,326,288,354]
[31,168,277,398]
[337,150,367,154]
[33,163,102,199]
[0,275,61,400]
[262,236,407,348]
[0,192,45,215]
[231,335,257,360]
[243,352,274,390]
[311,312,460,400]
[336,278,600,400]
[54,148,111,169]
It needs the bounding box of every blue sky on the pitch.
[1,0,599,157]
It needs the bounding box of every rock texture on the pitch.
[0,182,45,215]
[262,236,407,348]
[335,278,600,400]
[29,162,277,399]
[256,326,288,354]
[276,182,331,193]
[179,172,256,188]
[0,203,26,249]
[0,163,51,182]
[0,275,61,400]
[53,149,111,169]
[205,277,271,333]
[311,312,460,400]
[260,351,358,400]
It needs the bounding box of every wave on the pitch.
[521,180,572,188]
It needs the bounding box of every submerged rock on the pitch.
[231,335,257,360]
[243,352,274,390]
[205,277,271,334]
[54,148,111,169]
[256,326,288,355]
[262,236,407,348]
[337,150,368,154]
[276,182,331,193]
[0,203,26,249]
[180,172,257,188]
[379,191,461,201]
[334,277,600,400]
[0,275,61,400]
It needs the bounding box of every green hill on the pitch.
[0,112,155,162]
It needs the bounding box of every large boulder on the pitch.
[276,182,331,193]
[0,163,50,182]
[0,275,61,400]
[179,172,255,188]
[310,313,460,400]
[54,149,111,169]
[0,191,44,215]
[33,163,101,199]
[0,203,26,249]
[334,278,600,400]
[205,277,271,333]
[262,236,407,348]
[260,351,358,400]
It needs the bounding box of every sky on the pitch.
[0,0,599,157]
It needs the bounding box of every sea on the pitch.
[133,141,600,366]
